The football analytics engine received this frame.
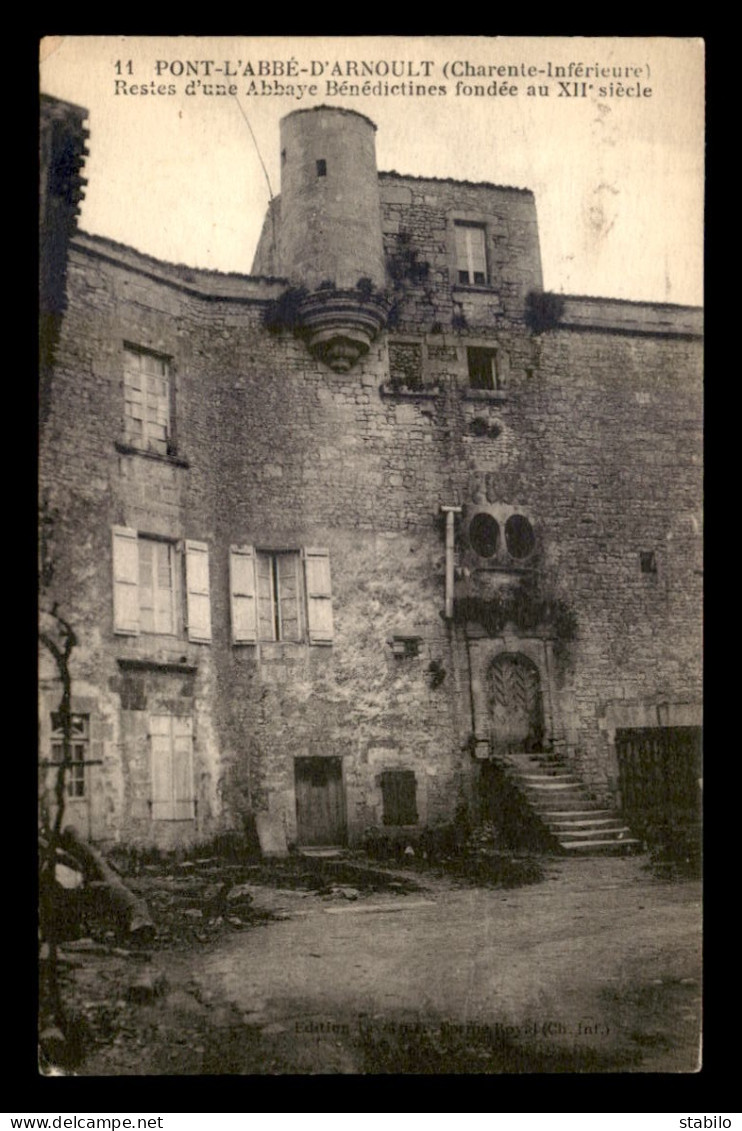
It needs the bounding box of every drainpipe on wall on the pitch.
[440,505,462,620]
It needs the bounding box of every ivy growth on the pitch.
[454,580,577,642]
[525,291,566,334]
[386,231,430,288]
[262,286,309,335]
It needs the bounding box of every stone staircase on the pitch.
[502,751,642,856]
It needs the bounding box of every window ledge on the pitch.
[115,441,190,468]
[462,388,508,403]
[465,563,538,575]
[380,383,442,399]
[117,658,198,674]
[452,284,497,295]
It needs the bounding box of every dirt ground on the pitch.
[46,853,701,1076]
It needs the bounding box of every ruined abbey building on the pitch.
[39,97,702,854]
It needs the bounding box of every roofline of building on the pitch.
[70,231,288,301]
[556,292,703,315]
[282,104,378,131]
[378,170,533,196]
[69,231,703,327]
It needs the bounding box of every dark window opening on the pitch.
[381,770,418,825]
[316,159,327,177]
[467,347,499,390]
[281,148,286,164]
[640,551,657,574]
[505,515,536,560]
[469,513,500,558]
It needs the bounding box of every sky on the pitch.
[39,36,704,306]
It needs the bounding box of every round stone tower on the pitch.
[278,106,386,291]
[276,107,389,372]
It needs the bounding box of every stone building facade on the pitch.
[39,99,703,852]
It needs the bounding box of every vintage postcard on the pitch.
[39,36,703,1076]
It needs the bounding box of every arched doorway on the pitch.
[487,652,544,755]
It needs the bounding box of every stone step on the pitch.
[560,837,642,855]
[499,754,640,857]
[521,779,582,790]
[520,771,576,781]
[549,816,625,829]
[557,826,633,842]
[540,809,615,819]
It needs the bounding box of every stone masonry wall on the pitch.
[40,167,702,845]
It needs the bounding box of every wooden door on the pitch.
[487,653,544,754]
[294,757,347,846]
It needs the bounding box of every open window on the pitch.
[229,545,333,645]
[112,527,211,642]
[467,347,500,390]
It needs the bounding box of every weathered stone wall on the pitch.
[40,160,702,846]
[380,173,543,331]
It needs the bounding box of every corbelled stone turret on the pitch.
[275,106,389,372]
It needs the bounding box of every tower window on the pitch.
[316,159,327,177]
[640,551,658,575]
[454,223,487,285]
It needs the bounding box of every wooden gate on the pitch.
[487,653,544,754]
[615,726,702,838]
[294,756,347,846]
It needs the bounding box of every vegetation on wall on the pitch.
[386,231,430,288]
[262,285,309,335]
[525,291,565,334]
[454,578,577,643]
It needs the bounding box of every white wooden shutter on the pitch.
[112,526,139,635]
[304,548,334,644]
[185,540,212,643]
[150,714,174,820]
[229,545,257,643]
[172,716,195,820]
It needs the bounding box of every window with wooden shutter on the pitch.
[112,526,140,635]
[381,770,418,825]
[149,714,194,821]
[230,545,258,643]
[112,527,212,642]
[254,551,305,642]
[185,540,212,643]
[304,547,334,645]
